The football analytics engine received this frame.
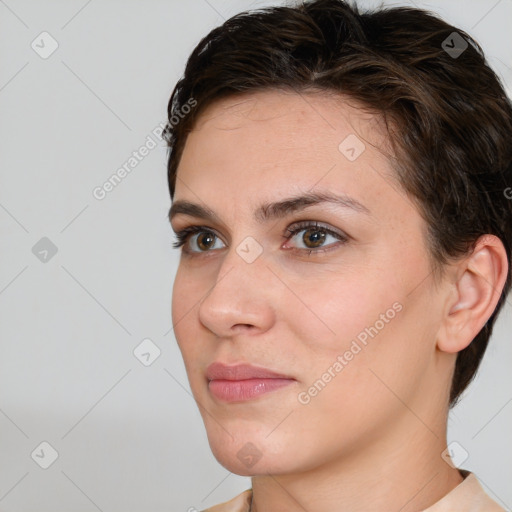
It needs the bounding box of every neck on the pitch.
[250,411,464,512]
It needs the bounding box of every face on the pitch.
[170,90,449,476]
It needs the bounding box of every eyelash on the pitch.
[172,221,348,257]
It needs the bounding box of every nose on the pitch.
[198,244,276,338]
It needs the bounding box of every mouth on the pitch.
[206,362,296,403]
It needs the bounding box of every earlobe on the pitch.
[437,235,508,354]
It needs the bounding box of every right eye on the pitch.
[172,226,226,254]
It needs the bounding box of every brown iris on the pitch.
[301,228,326,248]
[196,232,216,251]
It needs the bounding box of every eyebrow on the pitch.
[168,191,371,226]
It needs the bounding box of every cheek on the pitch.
[171,263,209,325]
[293,265,400,353]
[295,258,435,396]
[295,308,431,447]
[319,290,435,417]
[171,267,187,328]
[171,268,204,368]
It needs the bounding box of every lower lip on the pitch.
[208,378,295,402]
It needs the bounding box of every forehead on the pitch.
[192,89,388,149]
[181,90,391,174]
[174,89,412,225]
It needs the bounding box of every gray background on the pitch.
[0,0,511,511]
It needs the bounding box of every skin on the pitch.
[169,90,508,511]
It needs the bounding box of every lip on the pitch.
[206,362,296,402]
[206,362,294,381]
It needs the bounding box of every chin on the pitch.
[210,448,290,477]
[205,428,301,476]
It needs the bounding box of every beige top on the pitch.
[202,471,505,512]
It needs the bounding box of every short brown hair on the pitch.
[163,0,512,407]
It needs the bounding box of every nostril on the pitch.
[233,324,255,332]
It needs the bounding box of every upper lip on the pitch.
[206,362,294,381]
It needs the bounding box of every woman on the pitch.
[164,0,512,510]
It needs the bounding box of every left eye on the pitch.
[283,222,347,252]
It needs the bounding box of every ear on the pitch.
[437,234,509,354]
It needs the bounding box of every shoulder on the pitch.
[201,489,252,512]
